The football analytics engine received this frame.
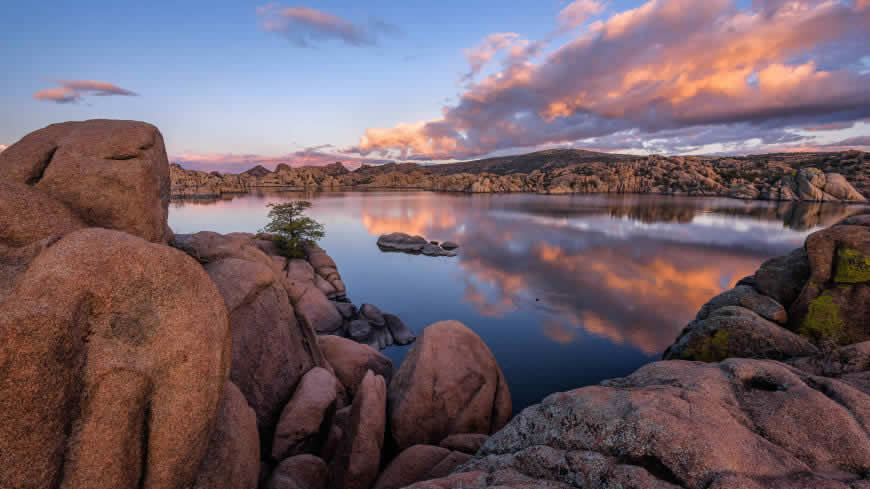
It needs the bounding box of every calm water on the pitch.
[169,191,866,411]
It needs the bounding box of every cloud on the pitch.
[34,80,137,104]
[558,0,605,31]
[257,4,401,47]
[0,145,7,152]
[172,145,389,172]
[354,0,870,160]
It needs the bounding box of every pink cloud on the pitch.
[171,146,389,172]
[558,0,605,31]
[257,4,400,47]
[34,80,137,104]
[0,145,7,152]
[354,0,870,160]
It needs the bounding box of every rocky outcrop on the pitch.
[373,445,472,489]
[388,321,512,451]
[1,120,172,242]
[319,335,394,397]
[272,367,339,461]
[170,149,869,201]
[414,357,870,489]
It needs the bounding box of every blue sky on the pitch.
[2,0,869,170]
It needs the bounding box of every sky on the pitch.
[2,0,869,172]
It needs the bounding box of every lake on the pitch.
[169,190,866,411]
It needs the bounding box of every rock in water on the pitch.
[0,228,231,489]
[377,232,429,251]
[385,313,416,345]
[318,335,393,397]
[328,370,387,489]
[440,241,459,250]
[193,381,260,489]
[0,120,171,242]
[388,320,512,451]
[416,358,870,488]
[360,303,386,327]
[272,367,339,461]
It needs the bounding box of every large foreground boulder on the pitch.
[388,320,512,451]
[416,358,870,488]
[0,228,231,489]
[0,120,171,242]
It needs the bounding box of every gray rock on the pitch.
[440,241,459,250]
[348,319,373,342]
[664,306,818,361]
[753,247,810,307]
[384,313,416,345]
[696,285,787,324]
[360,303,386,327]
[332,301,358,320]
[377,232,429,251]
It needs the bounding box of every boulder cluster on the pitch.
[170,148,869,201]
[0,120,512,489]
[665,213,869,362]
[377,232,459,257]
[2,120,868,489]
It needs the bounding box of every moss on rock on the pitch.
[683,329,730,362]
[834,248,870,283]
[799,294,847,345]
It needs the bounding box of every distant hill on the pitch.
[423,148,639,175]
[242,165,271,177]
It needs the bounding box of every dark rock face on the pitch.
[378,232,429,251]
[0,120,171,242]
[753,247,811,307]
[388,321,512,451]
[695,284,787,324]
[664,306,818,361]
[329,370,387,489]
[418,358,870,489]
[193,381,260,489]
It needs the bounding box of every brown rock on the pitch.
[421,358,870,489]
[266,454,328,489]
[438,433,489,454]
[0,228,231,489]
[173,231,275,268]
[193,381,260,489]
[0,120,171,242]
[0,180,85,247]
[294,282,345,334]
[329,370,387,489]
[319,335,394,396]
[373,445,472,489]
[272,367,339,461]
[388,320,511,451]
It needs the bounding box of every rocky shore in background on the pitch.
[170,148,869,201]
[1,120,868,489]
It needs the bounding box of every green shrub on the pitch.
[259,201,325,259]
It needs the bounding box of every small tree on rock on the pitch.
[259,201,325,258]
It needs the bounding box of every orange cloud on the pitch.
[354,0,870,159]
[33,80,137,104]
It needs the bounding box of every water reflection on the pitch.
[169,191,868,410]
